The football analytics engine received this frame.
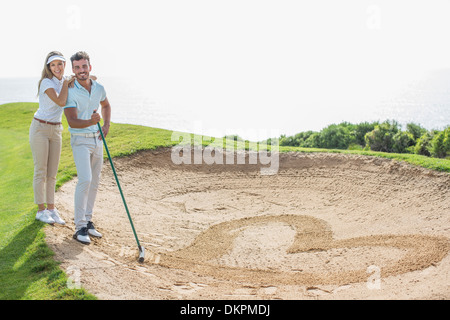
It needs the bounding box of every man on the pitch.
[64,51,111,244]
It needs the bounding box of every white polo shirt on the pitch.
[34,76,66,122]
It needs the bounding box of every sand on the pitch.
[45,148,450,299]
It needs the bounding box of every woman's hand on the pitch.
[46,75,75,107]
[65,75,76,88]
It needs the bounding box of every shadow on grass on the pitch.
[0,216,95,300]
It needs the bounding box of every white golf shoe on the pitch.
[87,221,102,238]
[36,209,55,224]
[73,227,91,245]
[49,208,66,225]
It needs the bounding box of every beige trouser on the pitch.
[29,118,63,205]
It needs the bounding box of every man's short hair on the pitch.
[70,51,90,65]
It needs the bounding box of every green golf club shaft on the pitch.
[96,121,142,252]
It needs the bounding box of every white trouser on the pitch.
[70,133,103,231]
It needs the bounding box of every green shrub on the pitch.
[392,131,415,153]
[430,128,450,158]
[303,132,321,148]
[354,121,378,146]
[407,122,428,140]
[364,120,401,152]
[414,132,433,156]
[319,124,355,149]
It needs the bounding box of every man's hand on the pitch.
[99,123,110,140]
[98,98,111,141]
[91,112,101,125]
[65,108,100,129]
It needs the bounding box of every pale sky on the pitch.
[3,1,450,77]
[1,0,450,136]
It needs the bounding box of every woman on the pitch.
[30,51,74,225]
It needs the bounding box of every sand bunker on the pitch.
[46,149,450,299]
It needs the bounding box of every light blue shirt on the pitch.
[64,79,107,133]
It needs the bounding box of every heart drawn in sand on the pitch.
[158,215,450,285]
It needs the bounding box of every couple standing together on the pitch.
[31,51,110,245]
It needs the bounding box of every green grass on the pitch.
[0,103,96,299]
[1,102,449,300]
[0,102,177,300]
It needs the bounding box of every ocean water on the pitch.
[1,71,449,141]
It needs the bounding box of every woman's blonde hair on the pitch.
[37,51,65,96]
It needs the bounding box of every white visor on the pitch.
[47,55,66,65]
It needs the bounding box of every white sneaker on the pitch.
[49,208,66,225]
[87,221,102,238]
[73,227,91,245]
[36,209,55,224]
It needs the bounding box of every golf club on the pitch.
[94,111,145,263]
